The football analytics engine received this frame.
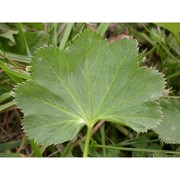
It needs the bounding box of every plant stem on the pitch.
[96,144,180,155]
[72,120,105,149]
[100,124,106,157]
[83,126,93,157]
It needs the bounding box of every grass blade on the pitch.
[49,23,58,46]
[59,23,74,49]
[100,124,106,157]
[0,62,30,81]
[0,100,16,111]
[96,23,110,36]
[30,140,43,157]
[16,23,31,57]
[0,91,13,103]
[60,140,73,157]
[1,52,31,64]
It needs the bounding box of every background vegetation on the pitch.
[0,23,179,157]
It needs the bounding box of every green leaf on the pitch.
[11,31,48,55]
[0,30,18,44]
[156,23,180,35]
[15,30,165,146]
[154,99,180,144]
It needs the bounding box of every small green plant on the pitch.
[14,29,178,157]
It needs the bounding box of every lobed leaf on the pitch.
[154,99,180,144]
[15,30,166,146]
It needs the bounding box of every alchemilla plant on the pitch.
[14,29,179,157]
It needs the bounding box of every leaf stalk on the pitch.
[83,126,93,157]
